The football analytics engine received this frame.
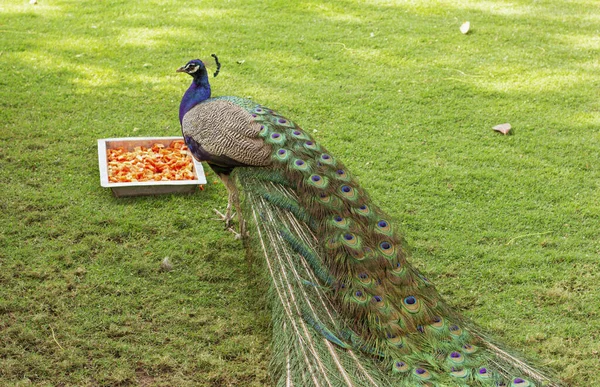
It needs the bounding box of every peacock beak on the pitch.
[176,66,186,73]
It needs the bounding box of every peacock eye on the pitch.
[186,64,199,73]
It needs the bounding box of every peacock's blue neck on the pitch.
[179,74,211,124]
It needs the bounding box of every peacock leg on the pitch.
[214,173,234,228]
[217,173,247,238]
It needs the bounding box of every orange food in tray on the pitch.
[107,140,195,183]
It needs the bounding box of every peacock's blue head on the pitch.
[177,55,220,79]
[177,59,206,77]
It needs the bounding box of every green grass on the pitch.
[1,0,599,385]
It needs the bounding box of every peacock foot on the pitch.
[213,208,235,229]
[213,209,248,240]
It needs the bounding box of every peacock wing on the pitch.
[181,99,273,168]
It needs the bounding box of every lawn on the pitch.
[1,0,599,386]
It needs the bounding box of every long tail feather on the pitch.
[246,181,395,386]
[238,169,561,387]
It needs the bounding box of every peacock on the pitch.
[177,56,562,387]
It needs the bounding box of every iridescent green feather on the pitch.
[224,99,561,387]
